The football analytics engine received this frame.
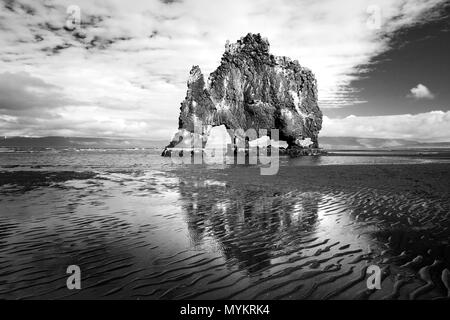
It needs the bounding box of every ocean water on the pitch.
[1,148,450,299]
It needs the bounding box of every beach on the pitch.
[0,149,449,299]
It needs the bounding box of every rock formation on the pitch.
[163,33,322,155]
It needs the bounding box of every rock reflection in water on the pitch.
[177,178,344,276]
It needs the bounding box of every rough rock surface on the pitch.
[164,33,322,153]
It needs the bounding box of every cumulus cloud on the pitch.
[0,70,175,139]
[321,110,450,142]
[407,84,435,99]
[0,0,448,139]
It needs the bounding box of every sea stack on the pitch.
[162,33,323,156]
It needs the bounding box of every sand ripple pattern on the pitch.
[0,162,449,299]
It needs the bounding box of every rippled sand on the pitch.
[0,151,449,300]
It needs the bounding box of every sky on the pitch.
[0,0,449,141]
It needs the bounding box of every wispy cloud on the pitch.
[407,84,435,99]
[0,0,448,139]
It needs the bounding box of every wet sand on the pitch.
[0,160,449,300]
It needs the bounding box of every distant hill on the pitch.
[1,136,449,150]
[0,136,167,149]
[319,137,450,150]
